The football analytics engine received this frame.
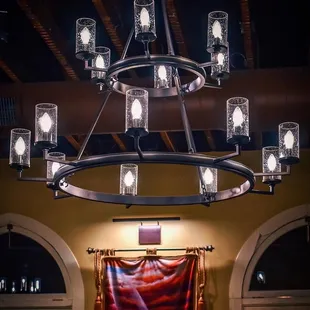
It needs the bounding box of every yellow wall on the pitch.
[1,150,310,310]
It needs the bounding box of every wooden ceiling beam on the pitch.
[65,135,88,156]
[204,130,216,151]
[166,0,188,57]
[0,59,21,83]
[240,0,255,69]
[160,132,176,152]
[17,0,79,80]
[111,134,126,152]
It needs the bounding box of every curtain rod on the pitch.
[86,245,215,254]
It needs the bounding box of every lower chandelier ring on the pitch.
[53,152,255,206]
[106,55,207,97]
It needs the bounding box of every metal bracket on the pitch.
[250,184,275,196]
[254,165,291,178]
[134,136,144,160]
[198,61,217,68]
[214,144,240,163]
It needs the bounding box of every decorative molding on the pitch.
[0,213,84,310]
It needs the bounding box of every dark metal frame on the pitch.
[15,0,294,207]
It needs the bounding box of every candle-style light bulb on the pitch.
[51,162,61,176]
[14,137,26,156]
[212,20,222,40]
[80,27,91,45]
[95,54,104,68]
[232,106,244,128]
[217,53,224,66]
[39,112,52,133]
[203,168,214,185]
[131,99,142,120]
[140,7,150,32]
[267,154,277,172]
[284,130,294,149]
[124,170,135,187]
[158,65,167,81]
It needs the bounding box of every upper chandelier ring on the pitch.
[53,152,255,206]
[106,55,207,97]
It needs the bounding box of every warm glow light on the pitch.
[80,27,91,44]
[131,99,142,120]
[217,53,224,66]
[124,171,135,187]
[51,162,61,176]
[39,112,52,133]
[140,8,150,29]
[212,20,222,40]
[14,137,26,156]
[284,130,294,149]
[232,106,244,128]
[267,154,277,172]
[203,168,214,185]
[95,54,104,68]
[158,65,167,81]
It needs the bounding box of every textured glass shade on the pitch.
[211,44,230,80]
[134,0,156,42]
[120,164,138,196]
[227,97,250,145]
[75,18,96,60]
[35,103,57,149]
[154,65,172,89]
[125,88,148,137]
[9,128,31,170]
[279,122,299,165]
[207,11,228,53]
[46,152,66,183]
[199,167,218,193]
[262,146,281,184]
[91,46,110,82]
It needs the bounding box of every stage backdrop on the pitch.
[103,254,198,310]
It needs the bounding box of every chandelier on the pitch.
[8,0,300,207]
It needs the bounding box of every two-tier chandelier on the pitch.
[9,0,300,207]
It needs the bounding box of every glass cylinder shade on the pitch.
[199,167,218,193]
[46,152,66,183]
[154,65,172,89]
[75,18,96,60]
[125,89,148,137]
[35,103,57,149]
[262,146,281,184]
[120,164,138,196]
[211,44,230,80]
[227,97,250,145]
[91,46,110,82]
[207,11,228,53]
[9,128,31,170]
[134,0,156,42]
[279,122,299,165]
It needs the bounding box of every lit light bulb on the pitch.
[217,53,224,66]
[51,162,61,176]
[80,27,91,45]
[39,112,52,133]
[14,137,26,156]
[131,99,142,120]
[203,168,214,185]
[158,66,167,81]
[212,20,222,40]
[95,54,105,68]
[267,154,277,172]
[140,7,150,31]
[124,171,135,187]
[284,130,294,149]
[232,106,244,128]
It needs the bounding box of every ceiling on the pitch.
[0,0,309,158]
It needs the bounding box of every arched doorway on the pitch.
[229,204,310,310]
[0,213,84,310]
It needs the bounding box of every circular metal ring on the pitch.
[53,152,255,206]
[106,55,207,97]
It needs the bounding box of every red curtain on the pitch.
[103,254,197,310]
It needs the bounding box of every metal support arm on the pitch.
[250,184,275,196]
[254,165,291,177]
[213,144,240,163]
